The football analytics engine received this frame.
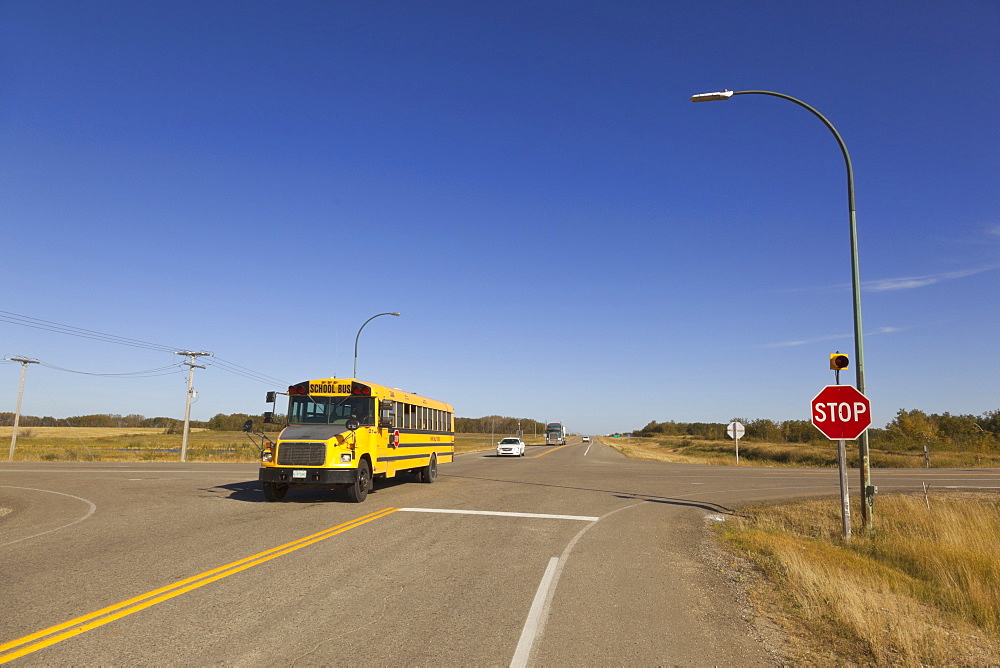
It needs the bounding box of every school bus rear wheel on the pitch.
[418,454,438,484]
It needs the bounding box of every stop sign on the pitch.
[810,385,872,440]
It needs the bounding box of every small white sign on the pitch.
[726,421,745,439]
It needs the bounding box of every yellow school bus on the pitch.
[258,378,454,502]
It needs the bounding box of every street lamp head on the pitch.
[690,90,734,102]
[390,312,401,316]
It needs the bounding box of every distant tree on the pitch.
[884,409,938,450]
[454,416,545,434]
[781,419,821,443]
[979,410,1000,437]
[746,419,781,442]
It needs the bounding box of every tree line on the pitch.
[634,408,1000,452]
[0,412,281,432]
[0,411,545,435]
[453,416,547,435]
[0,413,180,429]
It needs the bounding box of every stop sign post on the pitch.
[811,385,871,441]
[811,384,871,541]
[726,421,745,464]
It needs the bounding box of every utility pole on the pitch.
[175,351,212,462]
[6,357,39,461]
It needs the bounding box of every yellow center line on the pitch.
[0,507,399,664]
[532,443,572,459]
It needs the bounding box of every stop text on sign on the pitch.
[810,384,872,440]
[813,401,868,423]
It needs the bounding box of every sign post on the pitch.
[811,385,872,540]
[726,421,745,464]
[836,438,851,540]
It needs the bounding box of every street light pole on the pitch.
[692,89,873,535]
[353,312,400,378]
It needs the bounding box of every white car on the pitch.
[582,436,591,443]
[496,437,526,457]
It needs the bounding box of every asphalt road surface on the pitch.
[2,439,998,666]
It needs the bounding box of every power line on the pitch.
[36,361,184,378]
[1,309,291,392]
[207,357,291,386]
[0,310,180,353]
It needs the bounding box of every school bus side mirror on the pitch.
[379,400,395,428]
[263,412,274,424]
[266,391,276,403]
[242,419,254,432]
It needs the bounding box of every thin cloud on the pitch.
[761,326,901,349]
[781,265,999,294]
[864,266,998,292]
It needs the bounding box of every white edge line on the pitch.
[509,500,645,668]
[398,508,598,521]
[510,556,559,668]
[0,486,97,547]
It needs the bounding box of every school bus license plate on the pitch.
[292,470,307,479]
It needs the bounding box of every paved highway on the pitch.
[2,438,998,665]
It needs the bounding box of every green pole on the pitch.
[692,89,873,535]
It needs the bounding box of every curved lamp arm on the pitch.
[353,312,401,378]
[691,89,871,535]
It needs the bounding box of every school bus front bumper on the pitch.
[259,467,356,486]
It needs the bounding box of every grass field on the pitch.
[599,434,1000,468]
[1,427,534,461]
[3,427,260,462]
[718,493,1000,665]
[599,435,1000,663]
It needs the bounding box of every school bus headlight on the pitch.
[262,448,274,463]
[340,453,353,463]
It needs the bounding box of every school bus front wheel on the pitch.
[346,458,372,503]
[262,481,288,502]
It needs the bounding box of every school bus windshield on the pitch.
[289,396,375,426]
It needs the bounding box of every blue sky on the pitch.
[1,1,997,436]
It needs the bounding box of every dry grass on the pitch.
[718,493,1000,665]
[3,427,532,461]
[601,435,1000,468]
[0,426,206,439]
[5,428,264,462]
